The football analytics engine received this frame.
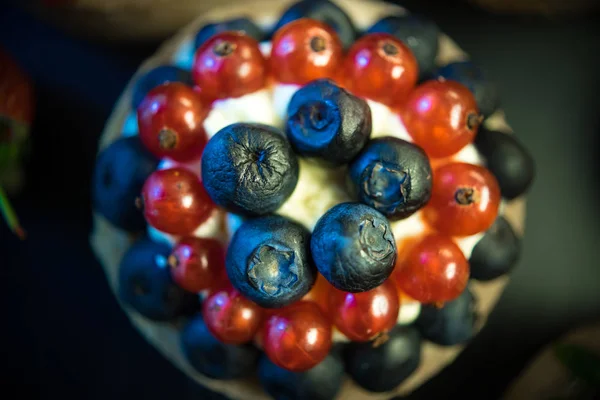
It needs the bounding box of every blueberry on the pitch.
[273,0,356,49]
[416,288,477,346]
[470,216,521,281]
[226,215,316,308]
[201,123,299,216]
[194,17,264,50]
[367,14,440,78]
[118,238,199,321]
[286,79,372,165]
[181,314,259,379]
[474,128,535,200]
[348,137,432,220]
[258,350,344,400]
[435,61,499,117]
[130,65,193,110]
[311,203,396,292]
[344,326,421,393]
[92,137,159,232]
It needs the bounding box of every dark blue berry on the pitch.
[92,137,159,232]
[118,238,198,321]
[130,65,193,110]
[435,61,499,117]
[181,314,259,379]
[258,350,344,400]
[286,79,371,165]
[272,0,356,49]
[201,123,299,216]
[344,326,421,393]
[311,203,396,292]
[348,137,432,220]
[226,215,316,308]
[474,128,535,200]
[367,14,440,78]
[470,216,521,281]
[194,17,264,50]
[416,288,477,346]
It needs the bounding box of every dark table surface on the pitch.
[1,1,599,399]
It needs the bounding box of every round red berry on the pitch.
[329,278,399,342]
[137,82,208,162]
[395,234,469,303]
[401,79,481,158]
[342,33,418,106]
[192,32,267,101]
[301,273,334,316]
[270,18,343,85]
[423,162,501,236]
[168,237,226,292]
[141,167,215,235]
[263,301,332,372]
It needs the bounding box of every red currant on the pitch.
[192,32,267,101]
[270,18,343,85]
[328,279,399,342]
[342,33,418,106]
[395,234,469,303]
[263,301,332,372]
[168,237,225,292]
[137,82,208,162]
[423,163,501,236]
[401,79,481,158]
[301,273,334,316]
[202,285,264,345]
[141,167,215,235]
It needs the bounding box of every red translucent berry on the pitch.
[270,18,343,85]
[137,82,209,162]
[301,273,334,316]
[141,167,215,235]
[328,279,399,342]
[202,285,264,344]
[192,32,267,101]
[263,301,332,372]
[342,33,418,106]
[395,234,469,303]
[168,237,226,292]
[401,79,481,158]
[423,163,501,236]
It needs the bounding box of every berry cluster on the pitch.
[93,0,534,397]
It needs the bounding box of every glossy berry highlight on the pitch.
[169,237,226,292]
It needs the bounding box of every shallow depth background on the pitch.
[1,1,599,399]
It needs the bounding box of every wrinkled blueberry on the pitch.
[470,216,521,281]
[131,65,193,110]
[194,17,264,49]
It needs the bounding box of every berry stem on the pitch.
[0,185,25,239]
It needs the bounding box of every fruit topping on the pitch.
[348,137,432,220]
[194,17,264,50]
[343,33,418,106]
[286,79,371,164]
[311,203,397,293]
[130,65,193,110]
[169,237,226,292]
[201,123,299,216]
[226,215,316,308]
[137,82,208,162]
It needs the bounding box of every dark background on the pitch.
[1,1,599,399]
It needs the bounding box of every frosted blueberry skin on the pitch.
[367,14,440,79]
[201,123,299,216]
[344,326,421,393]
[416,288,477,346]
[349,137,432,220]
[435,61,499,117]
[474,128,535,200]
[118,238,199,321]
[181,314,259,379]
[311,203,396,293]
[130,65,193,110]
[93,137,159,232]
[194,17,264,49]
[272,0,356,49]
[286,79,372,165]
[226,215,316,308]
[470,216,521,281]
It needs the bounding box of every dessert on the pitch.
[90,0,534,399]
